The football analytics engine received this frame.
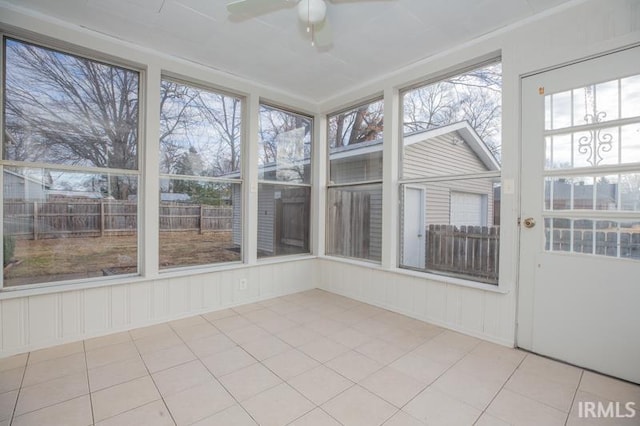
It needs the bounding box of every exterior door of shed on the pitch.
[518,46,640,384]
[403,186,425,268]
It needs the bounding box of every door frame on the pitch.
[515,44,640,383]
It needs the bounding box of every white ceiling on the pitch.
[1,0,574,103]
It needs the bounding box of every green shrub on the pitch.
[3,235,15,267]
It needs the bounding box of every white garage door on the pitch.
[450,191,487,226]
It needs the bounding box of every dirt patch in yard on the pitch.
[4,231,239,287]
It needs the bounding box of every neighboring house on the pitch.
[47,190,104,200]
[327,121,500,265]
[3,169,47,201]
[128,193,192,202]
[231,121,500,258]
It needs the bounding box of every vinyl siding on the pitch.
[232,185,242,246]
[403,134,489,179]
[257,186,275,254]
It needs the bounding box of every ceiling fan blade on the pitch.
[227,0,293,17]
[314,18,333,48]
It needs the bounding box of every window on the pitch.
[326,99,384,262]
[400,61,502,284]
[159,79,242,269]
[542,74,640,259]
[2,37,140,288]
[257,104,312,258]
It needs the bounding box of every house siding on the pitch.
[232,185,242,247]
[257,186,275,254]
[403,134,495,227]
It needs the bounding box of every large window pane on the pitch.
[257,184,310,258]
[328,100,384,184]
[3,167,137,287]
[160,80,241,178]
[3,37,140,288]
[159,79,243,270]
[400,61,502,284]
[4,38,139,170]
[258,104,312,259]
[259,105,312,184]
[326,184,382,262]
[159,179,241,269]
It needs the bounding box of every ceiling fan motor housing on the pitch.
[298,0,327,24]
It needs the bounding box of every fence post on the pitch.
[199,205,204,235]
[100,202,105,237]
[33,201,39,241]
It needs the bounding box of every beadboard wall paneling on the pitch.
[0,259,316,357]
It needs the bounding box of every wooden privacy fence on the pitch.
[548,227,640,258]
[326,189,371,259]
[426,224,500,284]
[4,201,232,240]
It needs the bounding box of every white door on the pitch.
[403,186,425,268]
[518,46,640,384]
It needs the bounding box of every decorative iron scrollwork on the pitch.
[577,111,613,166]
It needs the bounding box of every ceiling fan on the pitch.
[227,0,387,48]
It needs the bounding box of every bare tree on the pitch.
[328,100,384,148]
[403,63,502,157]
[259,106,311,183]
[4,39,139,199]
[159,81,242,178]
[4,39,139,170]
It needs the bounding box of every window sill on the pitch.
[0,254,317,301]
[318,255,510,294]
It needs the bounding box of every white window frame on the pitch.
[0,34,144,291]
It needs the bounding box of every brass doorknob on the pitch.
[523,217,536,228]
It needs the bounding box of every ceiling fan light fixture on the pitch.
[297,0,327,24]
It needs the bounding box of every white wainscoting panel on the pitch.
[317,259,516,346]
[0,259,317,357]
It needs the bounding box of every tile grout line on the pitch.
[168,315,263,425]
[82,341,96,426]
[129,328,181,426]
[471,351,528,425]
[394,339,484,420]
[83,333,181,424]
[9,352,29,425]
[564,370,584,426]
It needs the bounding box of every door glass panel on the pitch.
[546,134,572,169]
[621,75,640,119]
[550,90,572,130]
[595,220,618,256]
[620,221,640,259]
[573,127,619,168]
[620,173,640,211]
[621,123,640,164]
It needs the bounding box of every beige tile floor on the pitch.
[0,289,639,426]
